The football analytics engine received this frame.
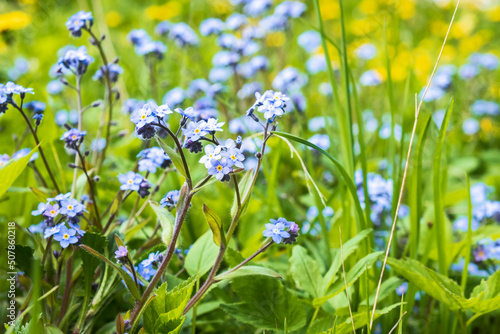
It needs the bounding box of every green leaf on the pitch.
[315,304,401,334]
[150,201,175,245]
[29,187,50,202]
[290,245,324,299]
[157,138,187,179]
[143,277,196,334]
[13,245,34,274]
[80,232,107,297]
[44,326,64,334]
[185,231,219,277]
[0,145,39,198]
[466,269,500,322]
[215,265,282,281]
[202,204,224,246]
[79,244,142,301]
[221,277,307,331]
[323,229,373,292]
[387,257,469,311]
[272,131,366,231]
[313,252,382,308]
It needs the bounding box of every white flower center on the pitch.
[273,229,279,234]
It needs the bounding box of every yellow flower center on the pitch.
[50,210,55,215]
[231,155,236,160]
[63,234,69,239]
[194,129,200,133]
[72,135,77,140]
[217,165,223,171]
[67,205,73,210]
[128,179,133,184]
[141,114,146,119]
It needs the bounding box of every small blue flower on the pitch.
[48,192,71,202]
[61,128,86,149]
[471,100,499,116]
[263,221,290,244]
[12,148,38,162]
[118,172,143,191]
[155,21,173,36]
[458,63,480,80]
[462,118,479,135]
[32,202,48,216]
[183,120,209,141]
[115,245,128,260]
[128,29,151,46]
[54,226,79,248]
[272,67,307,92]
[396,282,408,296]
[297,30,321,53]
[355,43,377,60]
[225,13,248,30]
[244,0,272,16]
[93,63,123,83]
[205,118,225,132]
[221,145,245,168]
[168,22,199,47]
[44,223,65,239]
[360,70,383,86]
[199,145,222,168]
[207,158,232,181]
[138,159,158,174]
[163,87,185,108]
[252,90,289,122]
[66,11,93,37]
[160,190,180,209]
[200,18,225,36]
[131,102,156,129]
[57,46,94,76]
[138,263,157,280]
[135,41,167,59]
[43,204,60,218]
[141,251,160,267]
[69,222,85,236]
[274,1,306,18]
[60,199,85,217]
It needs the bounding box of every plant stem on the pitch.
[13,103,61,193]
[57,251,74,326]
[72,75,83,197]
[128,190,193,327]
[76,148,103,230]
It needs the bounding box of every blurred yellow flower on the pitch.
[397,1,415,20]
[319,0,339,20]
[0,11,31,32]
[19,0,36,4]
[391,63,408,82]
[480,118,493,133]
[359,0,378,15]
[106,11,122,28]
[265,32,285,47]
[350,18,378,36]
[451,14,476,38]
[212,0,232,15]
[487,6,500,21]
[146,2,182,21]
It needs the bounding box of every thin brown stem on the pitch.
[76,149,102,230]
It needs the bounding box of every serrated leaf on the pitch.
[387,257,470,311]
[0,145,39,198]
[215,265,282,281]
[290,245,324,299]
[157,138,187,179]
[143,277,196,334]
[150,201,175,246]
[185,231,219,277]
[221,277,307,331]
[203,204,224,246]
[80,244,141,301]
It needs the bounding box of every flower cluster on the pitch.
[127,29,167,59]
[66,11,93,37]
[247,90,290,123]
[160,190,180,209]
[0,81,34,114]
[156,22,199,47]
[56,46,94,76]
[117,247,163,282]
[29,193,86,248]
[25,100,46,126]
[263,217,299,244]
[137,147,172,174]
[355,170,410,226]
[183,117,224,152]
[61,128,86,150]
[93,63,123,83]
[199,139,244,181]
[118,172,151,198]
[130,101,172,140]
[452,183,500,232]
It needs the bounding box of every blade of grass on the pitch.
[460,173,473,289]
[339,225,356,334]
[433,98,454,276]
[369,0,461,328]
